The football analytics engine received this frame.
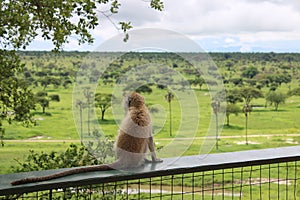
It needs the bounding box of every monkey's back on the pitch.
[129,106,151,126]
[117,106,151,150]
[115,105,151,167]
[116,132,148,153]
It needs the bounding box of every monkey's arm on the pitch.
[147,136,163,163]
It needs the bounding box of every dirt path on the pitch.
[3,133,300,143]
[156,133,300,140]
[3,139,81,143]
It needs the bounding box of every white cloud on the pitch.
[240,45,252,52]
[163,0,300,35]
[27,0,300,52]
[225,38,236,44]
[150,0,300,51]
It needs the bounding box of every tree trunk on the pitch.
[87,105,90,136]
[275,103,279,111]
[215,113,219,150]
[101,110,105,121]
[226,114,230,126]
[80,108,83,145]
[169,101,172,137]
[245,115,248,145]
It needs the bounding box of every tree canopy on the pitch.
[239,87,264,105]
[0,50,35,145]
[95,93,114,120]
[266,91,287,111]
[288,87,300,96]
[241,66,258,79]
[1,0,163,50]
[225,104,240,126]
[0,0,163,142]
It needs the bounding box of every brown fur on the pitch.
[11,92,162,185]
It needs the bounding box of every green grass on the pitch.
[4,88,79,140]
[1,84,300,174]
[1,52,300,199]
[0,141,76,174]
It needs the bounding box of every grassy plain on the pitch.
[1,52,300,175]
[1,85,300,174]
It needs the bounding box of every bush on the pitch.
[49,94,60,102]
[12,141,114,172]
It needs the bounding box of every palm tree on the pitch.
[84,87,93,136]
[242,104,252,145]
[239,87,262,145]
[165,91,174,137]
[76,100,84,144]
[211,99,220,149]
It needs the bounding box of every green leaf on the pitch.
[150,0,164,11]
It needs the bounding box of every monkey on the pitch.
[11,92,162,185]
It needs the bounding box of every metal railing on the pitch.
[1,146,300,199]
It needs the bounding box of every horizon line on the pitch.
[16,50,300,54]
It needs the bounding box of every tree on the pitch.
[226,90,243,104]
[123,83,153,94]
[242,104,252,145]
[165,91,174,137]
[267,74,292,87]
[288,87,300,96]
[225,60,234,71]
[49,94,60,102]
[76,100,85,143]
[211,99,220,149]
[0,51,35,145]
[37,98,50,114]
[239,87,263,145]
[191,76,205,90]
[39,77,52,90]
[1,1,163,51]
[225,104,240,126]
[84,88,93,135]
[230,78,243,86]
[51,78,62,88]
[239,87,263,105]
[95,93,113,121]
[135,85,153,94]
[217,89,242,127]
[35,91,48,97]
[35,91,49,113]
[0,0,163,142]
[241,66,258,79]
[266,91,287,111]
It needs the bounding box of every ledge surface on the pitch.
[1,145,300,196]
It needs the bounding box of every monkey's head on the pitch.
[123,92,145,109]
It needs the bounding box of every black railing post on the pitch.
[2,146,300,199]
[49,189,52,200]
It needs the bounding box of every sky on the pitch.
[27,0,300,52]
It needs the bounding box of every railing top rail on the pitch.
[1,145,300,196]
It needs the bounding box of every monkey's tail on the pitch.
[11,164,113,185]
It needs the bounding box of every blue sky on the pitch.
[27,0,300,52]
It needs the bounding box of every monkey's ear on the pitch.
[127,96,132,107]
